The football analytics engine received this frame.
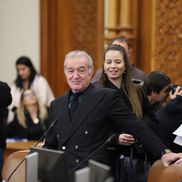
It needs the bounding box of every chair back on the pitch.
[2,150,29,182]
[148,160,182,182]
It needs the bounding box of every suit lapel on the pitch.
[61,84,104,145]
[56,92,72,138]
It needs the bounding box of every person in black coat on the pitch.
[156,86,182,153]
[43,50,182,182]
[96,44,161,182]
[0,81,12,181]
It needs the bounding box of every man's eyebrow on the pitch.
[78,66,86,69]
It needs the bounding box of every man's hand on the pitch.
[161,152,182,167]
[118,133,135,145]
[174,153,182,165]
[170,86,182,99]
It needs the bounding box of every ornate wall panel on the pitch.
[70,0,104,70]
[41,0,104,96]
[104,0,138,65]
[155,0,182,84]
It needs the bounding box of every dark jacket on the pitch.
[43,84,166,173]
[0,81,12,149]
[7,111,48,140]
[156,95,182,152]
[130,64,148,83]
[103,80,161,162]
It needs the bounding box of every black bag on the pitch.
[117,147,151,182]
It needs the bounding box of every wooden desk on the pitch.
[4,140,40,160]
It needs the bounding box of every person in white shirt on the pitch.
[8,56,54,122]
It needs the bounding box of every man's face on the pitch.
[112,40,132,61]
[64,57,93,93]
[151,85,170,103]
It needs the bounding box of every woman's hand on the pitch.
[118,133,135,145]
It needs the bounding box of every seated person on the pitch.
[7,89,48,140]
[8,56,54,122]
[156,85,182,153]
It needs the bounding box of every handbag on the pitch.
[117,146,151,182]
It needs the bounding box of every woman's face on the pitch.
[23,90,37,106]
[104,50,125,80]
[17,64,31,80]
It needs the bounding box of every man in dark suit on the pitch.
[44,50,182,179]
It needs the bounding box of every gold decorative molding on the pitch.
[71,0,104,70]
[41,0,104,96]
[104,0,138,64]
[155,0,182,84]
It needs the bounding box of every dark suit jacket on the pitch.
[0,81,12,149]
[44,84,166,172]
[156,95,182,152]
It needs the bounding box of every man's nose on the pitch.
[72,70,79,78]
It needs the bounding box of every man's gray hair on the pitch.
[64,50,94,71]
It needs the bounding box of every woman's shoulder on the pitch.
[32,74,50,87]
[34,74,47,82]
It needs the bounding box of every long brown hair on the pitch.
[100,44,143,118]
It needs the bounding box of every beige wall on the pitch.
[0,0,40,85]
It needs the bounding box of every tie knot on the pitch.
[70,92,81,102]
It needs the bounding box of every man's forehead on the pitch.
[66,57,88,64]
[113,41,129,49]
[66,57,88,66]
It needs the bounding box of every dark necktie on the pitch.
[69,93,81,119]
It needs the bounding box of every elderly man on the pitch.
[44,50,182,181]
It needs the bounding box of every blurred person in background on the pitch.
[8,56,54,122]
[144,70,171,112]
[0,81,12,181]
[7,89,48,140]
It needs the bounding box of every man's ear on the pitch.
[89,69,94,76]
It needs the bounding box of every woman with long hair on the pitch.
[8,56,54,121]
[97,44,160,182]
[7,89,48,140]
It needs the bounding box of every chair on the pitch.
[2,150,29,182]
[148,160,182,182]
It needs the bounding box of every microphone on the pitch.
[5,118,58,182]
[33,118,58,147]
[106,133,117,143]
[69,133,116,174]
